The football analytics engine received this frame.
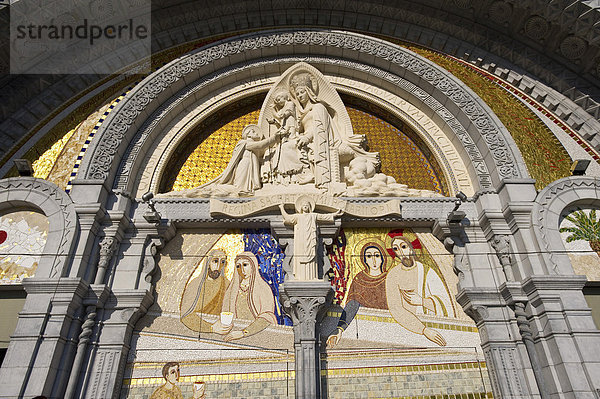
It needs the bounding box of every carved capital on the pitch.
[280,281,333,342]
[283,296,326,341]
[95,236,119,284]
[98,237,117,268]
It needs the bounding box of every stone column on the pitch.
[280,281,333,399]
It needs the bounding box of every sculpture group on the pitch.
[167,63,440,198]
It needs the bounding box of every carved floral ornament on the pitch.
[81,31,525,192]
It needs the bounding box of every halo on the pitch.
[354,236,388,272]
[295,195,315,213]
[288,70,319,99]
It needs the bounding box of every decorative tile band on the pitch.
[326,311,478,333]
[65,89,132,193]
[122,361,487,386]
[375,393,493,399]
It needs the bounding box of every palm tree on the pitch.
[559,209,600,256]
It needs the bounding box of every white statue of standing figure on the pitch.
[279,196,343,280]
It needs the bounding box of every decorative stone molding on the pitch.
[141,238,162,287]
[490,235,515,282]
[95,237,118,284]
[148,197,475,226]
[81,30,526,193]
[532,176,600,275]
[0,177,78,279]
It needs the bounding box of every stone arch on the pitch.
[532,176,600,275]
[79,30,528,199]
[3,0,600,179]
[0,177,78,279]
[128,63,475,197]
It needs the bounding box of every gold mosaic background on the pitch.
[401,43,573,190]
[169,110,260,191]
[162,103,446,194]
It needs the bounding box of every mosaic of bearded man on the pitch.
[386,235,448,346]
[180,249,229,333]
[389,234,454,317]
[211,251,277,341]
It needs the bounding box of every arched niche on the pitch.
[532,176,600,276]
[0,178,78,279]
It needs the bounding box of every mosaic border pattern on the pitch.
[65,90,131,193]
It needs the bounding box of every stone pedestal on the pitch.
[280,281,333,399]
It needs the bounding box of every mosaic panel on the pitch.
[322,228,476,351]
[124,227,486,398]
[560,206,600,280]
[0,210,48,284]
[401,42,574,190]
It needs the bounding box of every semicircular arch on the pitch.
[0,177,78,279]
[78,30,528,202]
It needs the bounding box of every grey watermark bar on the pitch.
[9,0,151,74]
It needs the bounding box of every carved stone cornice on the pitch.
[21,277,88,297]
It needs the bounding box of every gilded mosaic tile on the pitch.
[4,74,138,180]
[400,43,574,190]
[348,107,444,194]
[170,110,261,191]
[32,125,77,180]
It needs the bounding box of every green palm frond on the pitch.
[560,209,600,244]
